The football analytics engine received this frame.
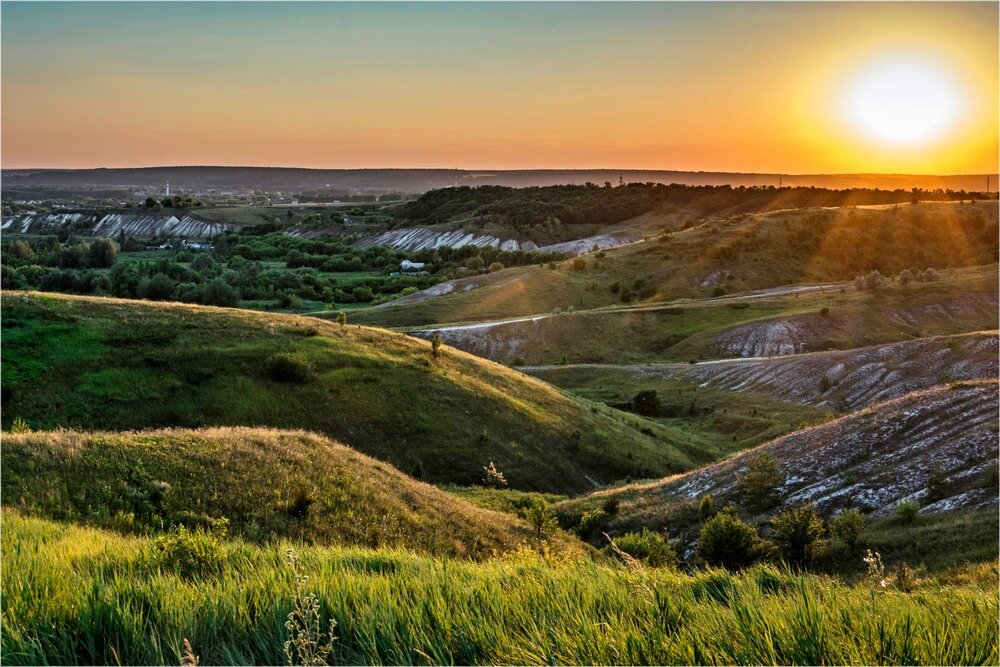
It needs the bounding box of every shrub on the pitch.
[601,497,621,516]
[736,453,784,513]
[337,311,347,326]
[465,256,484,271]
[895,500,920,524]
[88,238,118,268]
[488,261,505,273]
[608,530,677,568]
[830,508,866,551]
[147,523,227,580]
[266,352,315,383]
[926,464,948,502]
[698,494,716,521]
[431,333,442,358]
[697,508,762,570]
[190,254,216,272]
[853,270,886,291]
[576,509,609,540]
[770,503,825,567]
[632,390,661,417]
[572,258,586,271]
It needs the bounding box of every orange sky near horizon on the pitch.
[2,2,997,174]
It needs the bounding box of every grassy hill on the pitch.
[351,202,998,328]
[392,265,996,366]
[1,427,572,558]
[4,511,996,665]
[1,291,707,493]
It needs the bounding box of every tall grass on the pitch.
[3,513,997,665]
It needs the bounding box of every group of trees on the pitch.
[2,227,565,309]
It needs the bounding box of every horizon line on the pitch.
[3,165,998,178]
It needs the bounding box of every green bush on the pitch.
[147,523,227,580]
[737,453,784,513]
[895,500,920,524]
[829,508,866,551]
[697,508,762,570]
[266,352,315,383]
[608,529,677,568]
[771,503,825,567]
[576,509,609,540]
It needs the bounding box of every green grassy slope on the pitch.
[523,367,828,457]
[4,512,996,666]
[1,428,570,558]
[1,291,703,493]
[351,202,998,327]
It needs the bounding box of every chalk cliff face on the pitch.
[1,211,235,239]
[355,227,533,252]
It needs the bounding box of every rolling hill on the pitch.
[349,202,998,328]
[527,331,998,415]
[392,266,997,365]
[1,427,568,558]
[1,291,706,493]
[559,382,999,530]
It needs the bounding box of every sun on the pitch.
[841,56,964,146]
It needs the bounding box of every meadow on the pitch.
[3,512,997,666]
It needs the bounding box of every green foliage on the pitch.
[607,529,677,568]
[770,504,826,567]
[576,509,610,541]
[266,353,315,383]
[737,453,784,513]
[895,501,920,524]
[519,498,557,538]
[830,508,866,551]
[698,494,716,521]
[147,523,227,580]
[631,389,661,417]
[697,508,763,570]
[431,333,442,359]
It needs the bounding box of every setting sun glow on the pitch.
[842,57,964,147]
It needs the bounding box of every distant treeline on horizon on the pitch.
[2,166,997,194]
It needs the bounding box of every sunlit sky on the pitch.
[2,2,997,173]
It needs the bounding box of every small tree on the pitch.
[698,494,716,521]
[202,277,239,307]
[830,508,866,551]
[737,453,784,513]
[697,508,762,570]
[465,256,484,271]
[771,503,826,567]
[895,500,920,524]
[521,498,556,538]
[926,464,948,502]
[337,311,347,327]
[488,261,504,273]
[431,333,442,358]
